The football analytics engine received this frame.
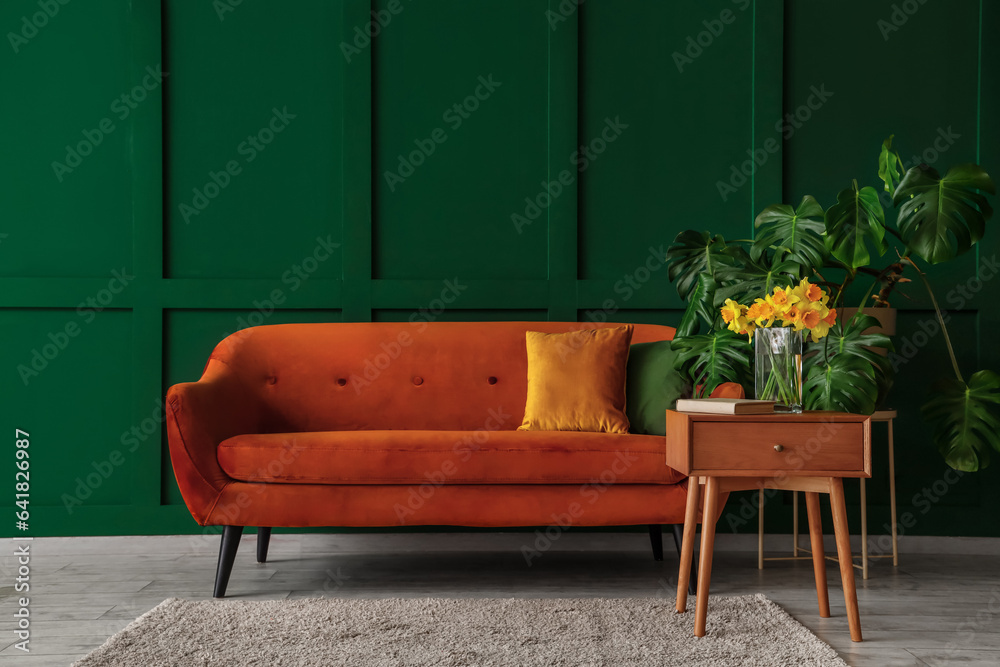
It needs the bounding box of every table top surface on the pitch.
[668,410,871,423]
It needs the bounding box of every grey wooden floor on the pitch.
[1,533,998,666]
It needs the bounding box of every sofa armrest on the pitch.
[166,359,265,525]
[710,382,745,399]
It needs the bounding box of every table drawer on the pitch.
[691,421,865,474]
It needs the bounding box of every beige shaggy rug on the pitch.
[73,594,846,666]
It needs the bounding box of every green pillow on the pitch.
[625,341,686,436]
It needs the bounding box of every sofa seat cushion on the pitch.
[217,430,686,486]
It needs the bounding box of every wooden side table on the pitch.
[757,410,898,579]
[666,410,871,642]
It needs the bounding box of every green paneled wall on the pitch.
[580,0,757,281]
[1,0,996,538]
[779,0,1000,538]
[372,0,551,280]
[165,0,347,280]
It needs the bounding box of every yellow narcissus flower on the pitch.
[765,286,797,319]
[719,282,834,343]
[805,282,825,303]
[808,307,838,342]
[746,299,775,327]
[778,304,800,329]
[801,309,822,329]
[770,287,791,306]
[791,277,828,305]
[720,299,756,341]
[720,298,745,326]
[799,292,832,327]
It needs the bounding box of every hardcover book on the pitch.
[674,398,776,415]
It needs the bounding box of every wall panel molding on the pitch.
[5,0,996,538]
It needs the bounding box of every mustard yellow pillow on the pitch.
[518,325,634,433]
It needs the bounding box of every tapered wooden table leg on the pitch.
[792,491,799,556]
[804,491,830,618]
[860,477,869,579]
[757,489,764,569]
[888,420,899,567]
[694,476,720,637]
[676,476,701,613]
[829,478,863,642]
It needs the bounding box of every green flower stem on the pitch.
[759,331,801,407]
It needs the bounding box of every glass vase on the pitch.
[754,327,803,413]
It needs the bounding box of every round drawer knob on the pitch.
[773,444,784,452]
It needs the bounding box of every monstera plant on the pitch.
[665,137,996,471]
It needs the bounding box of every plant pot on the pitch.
[841,307,896,357]
[754,327,803,413]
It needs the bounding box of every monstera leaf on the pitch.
[803,354,878,414]
[893,164,996,264]
[671,329,751,398]
[878,135,904,194]
[805,312,894,406]
[714,251,799,307]
[921,370,1000,472]
[752,195,828,273]
[825,183,888,270]
[675,273,719,338]
[665,230,748,302]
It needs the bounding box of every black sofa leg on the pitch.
[671,523,697,595]
[648,524,664,561]
[256,527,272,564]
[214,525,244,598]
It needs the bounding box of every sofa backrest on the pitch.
[207,321,674,433]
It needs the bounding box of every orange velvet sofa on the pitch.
[166,321,736,596]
